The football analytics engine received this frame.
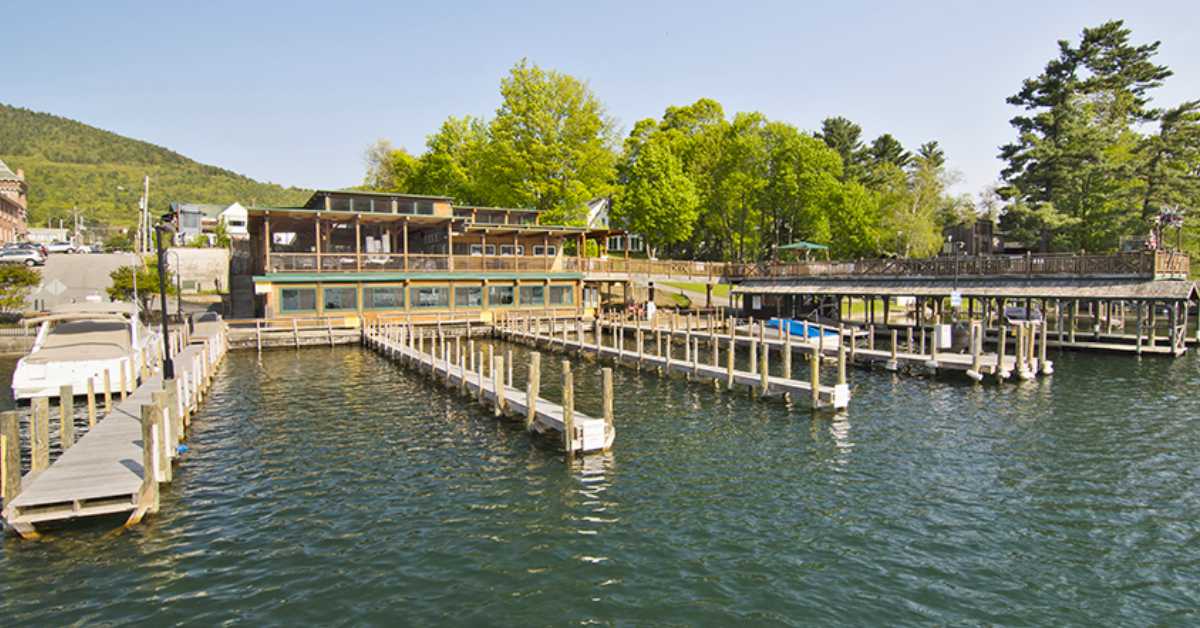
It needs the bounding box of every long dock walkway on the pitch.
[602,317,1046,383]
[2,320,227,538]
[363,323,614,455]
[498,316,850,410]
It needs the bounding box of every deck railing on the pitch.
[722,251,1189,280]
[263,250,1189,280]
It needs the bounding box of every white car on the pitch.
[45,241,79,254]
[0,249,46,266]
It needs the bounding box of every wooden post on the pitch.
[151,391,172,482]
[120,361,129,401]
[749,329,758,375]
[59,385,75,449]
[809,349,820,409]
[837,344,847,386]
[1,410,20,508]
[561,361,575,456]
[164,379,182,446]
[997,325,1009,380]
[31,397,50,472]
[783,331,792,379]
[759,342,769,396]
[726,336,735,390]
[86,378,97,428]
[506,349,514,388]
[493,355,506,416]
[103,368,113,412]
[602,367,614,442]
[526,352,541,430]
[868,324,875,351]
[140,401,161,512]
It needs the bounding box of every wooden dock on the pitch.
[497,315,851,410]
[601,315,1048,383]
[1,321,228,539]
[363,323,614,455]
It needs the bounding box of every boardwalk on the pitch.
[498,316,851,410]
[364,324,614,454]
[2,321,227,538]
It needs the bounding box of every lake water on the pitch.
[2,342,1198,625]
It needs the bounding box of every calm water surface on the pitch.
[1,343,1198,625]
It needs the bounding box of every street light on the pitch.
[168,249,184,322]
[154,214,177,380]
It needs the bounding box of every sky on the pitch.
[5,0,1199,198]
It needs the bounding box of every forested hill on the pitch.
[0,104,310,227]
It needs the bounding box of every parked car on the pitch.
[3,242,49,257]
[45,241,79,254]
[0,249,46,266]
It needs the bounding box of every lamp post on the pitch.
[154,219,177,380]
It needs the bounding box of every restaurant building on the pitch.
[244,190,619,321]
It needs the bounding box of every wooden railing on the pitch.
[263,250,1189,281]
[722,251,1189,280]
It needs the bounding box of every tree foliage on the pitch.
[0,104,310,229]
[107,261,176,313]
[0,264,40,312]
[998,20,1199,253]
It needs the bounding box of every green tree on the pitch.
[363,140,419,191]
[817,116,869,181]
[868,134,912,170]
[481,59,617,223]
[614,134,699,256]
[107,261,176,313]
[0,264,40,312]
[104,230,134,252]
[999,20,1176,251]
[213,219,231,248]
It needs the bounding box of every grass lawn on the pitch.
[660,281,731,298]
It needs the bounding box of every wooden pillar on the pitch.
[726,335,735,390]
[314,217,322,269]
[140,401,161,513]
[447,221,455,271]
[31,397,50,472]
[1,410,20,508]
[493,355,506,416]
[561,360,575,456]
[809,349,820,409]
[354,215,362,271]
[59,385,74,450]
[402,218,409,271]
[263,216,271,271]
[86,378,97,428]
[151,391,172,482]
[601,367,614,442]
[103,368,113,413]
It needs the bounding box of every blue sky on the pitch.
[5,1,1198,198]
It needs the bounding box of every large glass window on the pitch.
[519,285,545,306]
[411,286,450,308]
[416,200,434,215]
[533,245,557,256]
[487,285,515,307]
[455,286,483,308]
[364,286,405,309]
[469,244,497,256]
[280,287,316,312]
[323,286,358,311]
[499,244,524,256]
[549,285,574,306]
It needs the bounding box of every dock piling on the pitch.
[103,369,113,412]
[493,355,506,416]
[31,397,50,472]
[602,367,614,443]
[526,352,541,430]
[86,378,97,428]
[1,410,20,508]
[562,361,575,456]
[59,385,75,450]
[139,402,161,513]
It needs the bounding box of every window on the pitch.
[519,285,545,306]
[226,219,246,228]
[499,244,524,256]
[364,286,405,309]
[411,286,449,308]
[549,285,574,306]
[533,245,557,256]
[455,286,483,308]
[280,287,316,313]
[323,286,358,311]
[416,200,434,215]
[469,244,497,256]
[487,285,515,307]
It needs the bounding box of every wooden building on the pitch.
[244,190,616,321]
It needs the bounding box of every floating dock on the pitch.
[363,323,614,455]
[1,320,228,539]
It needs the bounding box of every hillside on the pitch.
[0,104,311,227]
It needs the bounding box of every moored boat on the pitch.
[11,302,158,400]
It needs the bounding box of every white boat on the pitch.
[11,302,158,400]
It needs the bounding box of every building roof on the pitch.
[171,202,240,220]
[0,158,21,182]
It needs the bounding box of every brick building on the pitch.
[0,159,29,244]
